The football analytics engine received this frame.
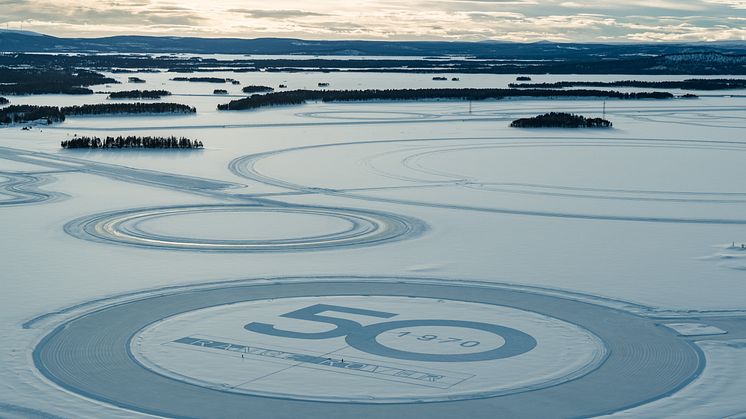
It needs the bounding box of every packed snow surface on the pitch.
[1,69,746,418]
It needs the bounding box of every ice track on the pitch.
[230,136,746,224]
[0,171,65,206]
[64,204,425,252]
[33,277,703,419]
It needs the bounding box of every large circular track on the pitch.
[33,277,702,419]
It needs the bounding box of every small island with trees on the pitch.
[61,135,203,149]
[242,85,274,94]
[1,105,65,125]
[509,79,746,90]
[213,89,228,94]
[172,76,227,83]
[510,112,612,128]
[128,77,146,83]
[108,90,171,99]
[1,103,195,125]
[0,97,8,105]
[60,102,196,115]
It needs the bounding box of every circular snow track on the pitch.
[296,111,438,121]
[230,136,746,224]
[63,204,424,252]
[34,278,702,419]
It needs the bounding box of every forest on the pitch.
[60,103,196,115]
[510,112,612,128]
[60,135,203,149]
[2,49,745,75]
[217,88,674,110]
[172,77,227,83]
[0,68,116,95]
[508,79,746,90]
[0,105,65,124]
[242,85,274,94]
[108,90,171,99]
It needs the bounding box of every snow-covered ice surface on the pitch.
[2,71,746,418]
[605,339,746,418]
[133,296,605,403]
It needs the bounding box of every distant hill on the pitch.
[1,30,745,59]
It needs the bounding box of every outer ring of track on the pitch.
[63,204,426,252]
[33,278,703,419]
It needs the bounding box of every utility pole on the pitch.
[602,101,606,119]
[469,100,472,115]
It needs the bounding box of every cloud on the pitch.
[1,0,744,42]
[228,9,328,19]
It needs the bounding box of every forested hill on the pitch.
[1,30,744,60]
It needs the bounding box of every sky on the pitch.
[1,0,745,42]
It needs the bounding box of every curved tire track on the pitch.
[64,204,426,252]
[33,278,702,419]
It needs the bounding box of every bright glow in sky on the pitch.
[1,0,744,42]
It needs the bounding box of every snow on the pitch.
[1,70,746,417]
[606,340,746,418]
[132,296,605,403]
[662,323,728,337]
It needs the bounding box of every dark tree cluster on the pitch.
[510,112,612,128]
[509,79,746,90]
[108,90,171,99]
[213,89,228,94]
[111,69,161,73]
[60,102,196,115]
[61,136,203,149]
[0,105,65,124]
[1,49,745,75]
[172,77,227,83]
[0,97,8,105]
[242,85,274,94]
[0,68,116,95]
[128,77,146,83]
[217,88,674,111]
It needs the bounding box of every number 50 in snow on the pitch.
[245,304,537,362]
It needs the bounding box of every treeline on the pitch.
[509,79,746,90]
[111,69,161,74]
[108,90,171,99]
[0,68,116,95]
[61,136,204,149]
[60,103,196,115]
[218,88,674,111]
[242,85,274,94]
[0,105,65,124]
[1,103,195,124]
[172,77,227,83]
[2,51,745,75]
[511,112,612,128]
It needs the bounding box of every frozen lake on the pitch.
[1,71,746,418]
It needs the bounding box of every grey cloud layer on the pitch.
[1,0,744,41]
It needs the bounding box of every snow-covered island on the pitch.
[60,135,204,149]
[108,90,171,99]
[510,112,613,128]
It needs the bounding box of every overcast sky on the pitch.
[1,0,744,42]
